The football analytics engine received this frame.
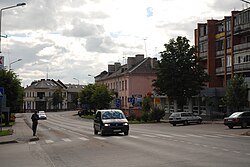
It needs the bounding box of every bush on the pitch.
[149,108,165,122]
[141,111,149,122]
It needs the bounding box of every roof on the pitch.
[96,57,158,81]
[25,79,67,90]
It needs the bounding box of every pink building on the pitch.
[95,54,158,112]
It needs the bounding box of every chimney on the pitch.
[108,65,115,73]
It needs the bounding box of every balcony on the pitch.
[199,52,208,59]
[234,63,250,72]
[234,23,250,35]
[234,43,250,52]
[216,67,232,75]
[35,96,47,101]
[199,36,208,42]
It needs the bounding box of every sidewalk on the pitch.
[0,113,39,144]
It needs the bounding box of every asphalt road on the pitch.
[2,111,250,167]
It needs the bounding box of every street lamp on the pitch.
[0,3,26,53]
[73,77,79,85]
[9,58,22,70]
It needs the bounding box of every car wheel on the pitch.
[241,122,247,129]
[197,119,202,124]
[94,128,98,135]
[100,128,105,136]
[228,125,234,129]
[172,124,176,126]
[183,121,188,125]
[124,131,129,136]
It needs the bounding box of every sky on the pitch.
[0,0,247,87]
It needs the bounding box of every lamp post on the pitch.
[0,3,26,53]
[9,58,22,70]
[88,74,95,84]
[73,77,79,85]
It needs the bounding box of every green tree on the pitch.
[0,69,24,124]
[224,74,248,113]
[141,96,151,122]
[52,88,64,110]
[153,36,208,111]
[79,84,114,114]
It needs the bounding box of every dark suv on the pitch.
[224,111,250,129]
[94,109,129,136]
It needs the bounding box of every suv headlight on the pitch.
[104,123,110,126]
[123,122,128,126]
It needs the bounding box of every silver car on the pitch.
[169,112,202,126]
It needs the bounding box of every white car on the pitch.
[38,110,47,120]
[169,112,202,126]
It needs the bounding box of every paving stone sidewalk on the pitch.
[0,113,39,144]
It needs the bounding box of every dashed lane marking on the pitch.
[141,134,157,138]
[93,136,107,140]
[79,137,89,141]
[28,141,36,145]
[45,140,54,144]
[203,134,222,138]
[62,138,72,142]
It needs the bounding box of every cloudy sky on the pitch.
[0,0,247,86]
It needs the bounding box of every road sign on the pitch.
[115,98,121,108]
[0,87,4,97]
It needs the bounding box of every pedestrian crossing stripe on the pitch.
[79,137,89,141]
[62,138,72,142]
[45,140,54,144]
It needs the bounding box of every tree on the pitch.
[153,36,208,111]
[141,96,151,122]
[0,69,24,124]
[52,88,64,110]
[223,74,248,113]
[79,84,114,114]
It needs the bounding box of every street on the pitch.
[1,111,250,167]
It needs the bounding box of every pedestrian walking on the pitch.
[31,110,39,136]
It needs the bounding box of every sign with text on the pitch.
[0,56,4,69]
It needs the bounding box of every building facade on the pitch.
[195,7,250,114]
[23,79,84,112]
[95,54,158,112]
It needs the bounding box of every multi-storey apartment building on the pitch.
[23,79,84,111]
[195,7,250,111]
[95,54,158,112]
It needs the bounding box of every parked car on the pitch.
[38,110,47,120]
[169,112,202,126]
[224,111,250,129]
[93,109,129,136]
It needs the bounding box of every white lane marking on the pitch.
[155,134,173,138]
[171,134,188,138]
[129,135,139,139]
[232,151,241,154]
[215,134,235,138]
[212,146,218,149]
[203,134,221,138]
[45,140,54,144]
[28,141,36,145]
[93,136,107,140]
[222,148,229,152]
[246,153,250,156]
[79,137,89,141]
[112,136,123,139]
[62,138,72,142]
[141,134,157,138]
[186,134,203,138]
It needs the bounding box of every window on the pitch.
[216,40,224,51]
[226,37,231,49]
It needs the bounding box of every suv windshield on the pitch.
[102,111,125,119]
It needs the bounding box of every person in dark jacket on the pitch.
[31,110,39,136]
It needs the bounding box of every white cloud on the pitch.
[0,0,245,86]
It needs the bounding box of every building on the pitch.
[95,54,158,113]
[195,7,250,115]
[23,79,84,112]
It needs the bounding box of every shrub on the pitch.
[149,108,165,122]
